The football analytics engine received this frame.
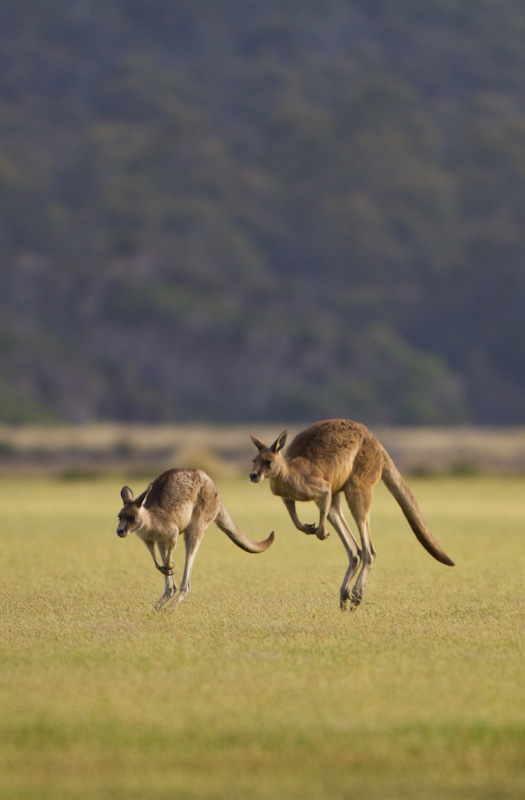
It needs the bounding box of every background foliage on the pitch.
[1,0,524,424]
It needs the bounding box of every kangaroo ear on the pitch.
[140,483,153,507]
[121,486,134,505]
[271,430,288,453]
[250,433,266,452]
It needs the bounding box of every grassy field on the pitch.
[0,472,523,799]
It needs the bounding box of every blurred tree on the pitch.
[0,0,524,423]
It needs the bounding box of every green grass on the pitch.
[0,473,524,799]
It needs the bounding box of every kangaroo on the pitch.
[117,468,275,609]
[250,419,454,609]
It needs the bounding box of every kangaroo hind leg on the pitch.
[153,539,178,610]
[343,483,376,609]
[327,494,361,609]
[177,520,207,604]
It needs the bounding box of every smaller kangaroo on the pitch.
[117,468,275,609]
[250,419,454,609]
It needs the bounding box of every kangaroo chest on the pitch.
[269,470,326,502]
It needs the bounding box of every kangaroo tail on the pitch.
[215,500,275,553]
[381,449,454,566]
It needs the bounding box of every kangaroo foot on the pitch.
[154,588,177,611]
[340,587,356,610]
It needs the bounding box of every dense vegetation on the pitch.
[1,0,524,424]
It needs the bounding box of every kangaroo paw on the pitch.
[157,565,174,576]
[315,527,330,540]
[303,523,317,535]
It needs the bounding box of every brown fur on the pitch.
[117,468,274,609]
[250,419,453,609]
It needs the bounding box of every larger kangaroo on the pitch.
[250,419,454,609]
[117,468,274,609]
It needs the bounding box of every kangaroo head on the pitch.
[116,484,151,537]
[249,431,288,482]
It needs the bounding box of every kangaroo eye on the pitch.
[264,459,272,467]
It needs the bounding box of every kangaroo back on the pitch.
[381,450,454,566]
[215,501,275,553]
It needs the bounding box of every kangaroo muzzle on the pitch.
[249,471,263,483]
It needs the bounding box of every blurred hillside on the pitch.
[1,0,524,425]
